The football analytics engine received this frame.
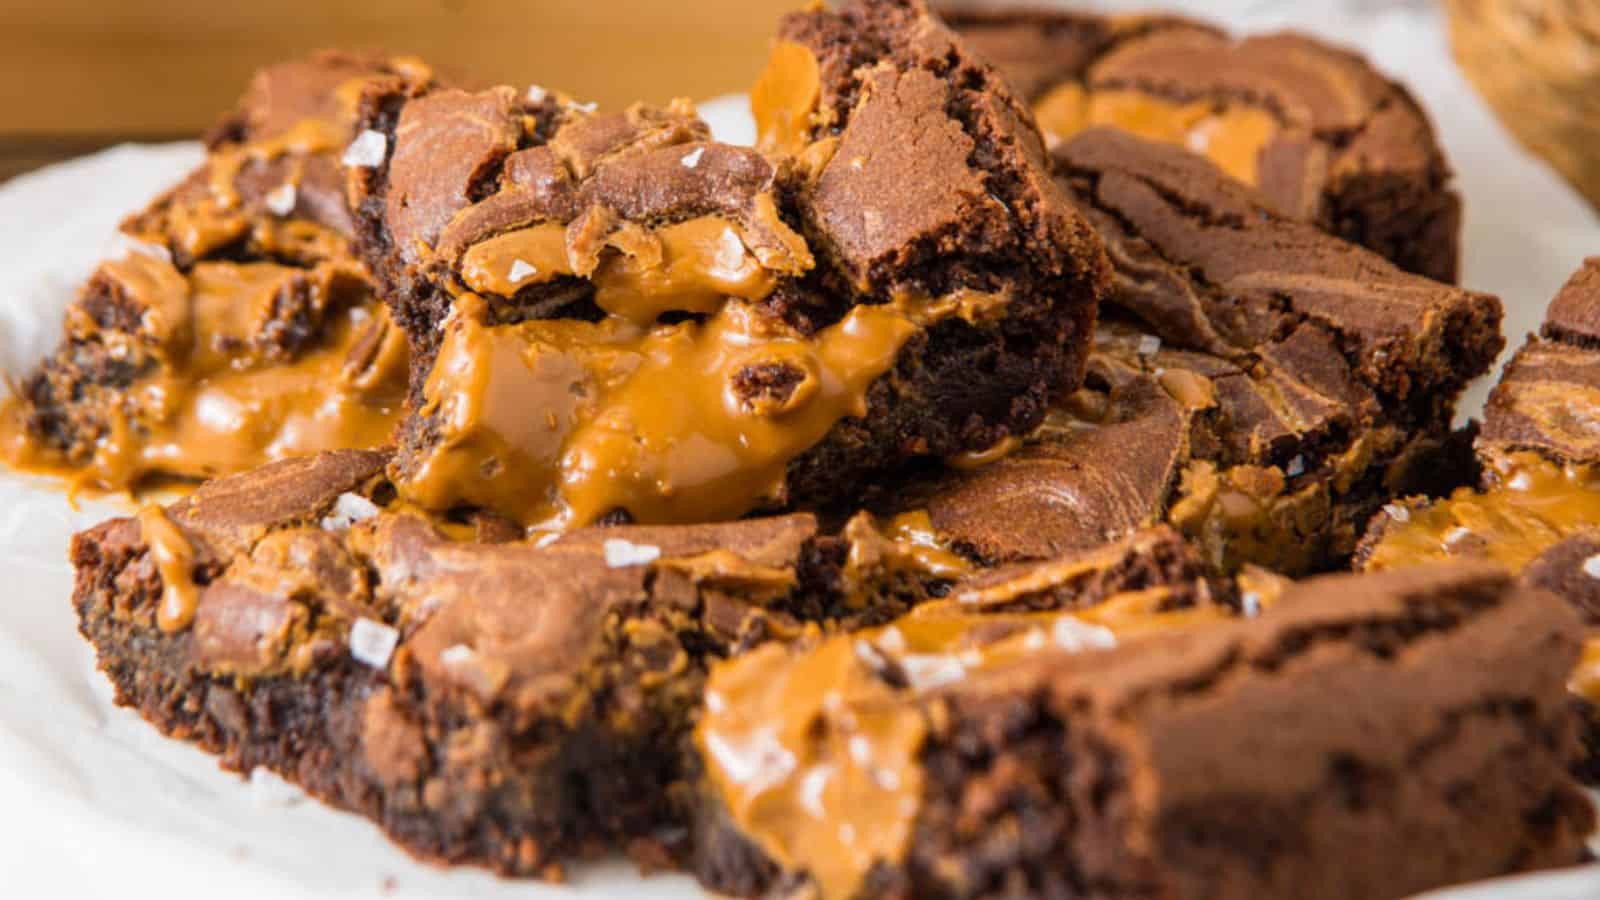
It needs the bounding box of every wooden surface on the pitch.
[0,0,803,179]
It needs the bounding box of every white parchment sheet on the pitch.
[0,2,1597,897]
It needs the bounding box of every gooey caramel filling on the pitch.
[0,251,408,491]
[697,586,1234,900]
[136,504,199,632]
[400,295,922,528]
[458,216,786,327]
[1034,83,1279,186]
[1364,452,1600,704]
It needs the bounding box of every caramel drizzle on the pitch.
[1364,453,1600,573]
[137,505,199,632]
[1365,452,1600,705]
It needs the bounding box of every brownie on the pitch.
[70,452,1214,878]
[694,562,1593,900]
[348,0,1108,529]
[1358,257,1600,780]
[1522,534,1600,785]
[0,51,434,490]
[897,130,1501,575]
[943,5,1463,283]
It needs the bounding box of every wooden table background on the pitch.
[0,0,803,181]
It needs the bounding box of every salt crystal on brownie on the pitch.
[342,130,388,168]
[349,618,399,669]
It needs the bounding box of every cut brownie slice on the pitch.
[1359,257,1600,780]
[72,453,1197,878]
[943,5,1463,282]
[899,130,1500,574]
[349,0,1108,529]
[0,52,433,490]
[694,563,1593,900]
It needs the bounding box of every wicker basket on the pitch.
[1445,0,1600,209]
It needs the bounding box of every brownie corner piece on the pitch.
[72,450,955,878]
[694,560,1594,900]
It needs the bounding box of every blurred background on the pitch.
[0,0,801,179]
[0,0,1594,211]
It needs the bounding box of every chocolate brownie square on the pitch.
[694,562,1593,899]
[348,0,1108,529]
[0,52,435,490]
[900,130,1500,574]
[71,453,1208,878]
[943,5,1463,283]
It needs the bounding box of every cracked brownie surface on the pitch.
[0,52,434,490]
[943,5,1463,283]
[694,561,1593,900]
[900,130,1500,574]
[347,0,1108,530]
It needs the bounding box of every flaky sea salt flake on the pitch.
[526,84,548,103]
[604,538,661,568]
[1137,334,1162,357]
[321,492,380,531]
[508,258,539,284]
[1054,617,1117,652]
[1583,555,1600,579]
[681,147,706,169]
[342,129,388,168]
[349,618,399,669]
[265,182,296,217]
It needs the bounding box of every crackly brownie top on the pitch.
[903,131,1500,569]
[1361,259,1600,574]
[754,0,1101,297]
[696,559,1567,900]
[84,450,980,699]
[1056,130,1498,404]
[0,51,430,491]
[348,0,1105,531]
[945,6,1446,219]
[89,451,828,693]
[130,50,440,267]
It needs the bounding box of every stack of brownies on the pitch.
[8,2,1598,897]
